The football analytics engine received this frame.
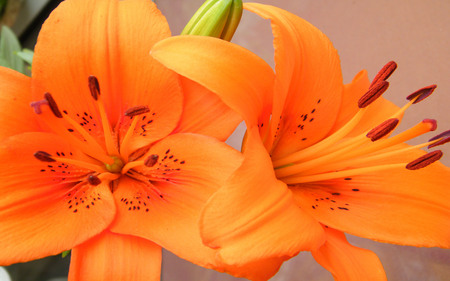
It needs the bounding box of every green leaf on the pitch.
[0,25,25,74]
[61,250,71,258]
[16,48,34,65]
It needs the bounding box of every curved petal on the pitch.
[0,132,115,264]
[0,67,41,138]
[245,3,343,158]
[173,77,242,141]
[33,0,182,145]
[312,227,387,281]
[110,134,243,269]
[152,35,274,127]
[292,145,450,248]
[69,231,161,281]
[200,127,325,266]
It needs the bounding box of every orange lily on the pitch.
[152,3,450,280]
[0,0,261,280]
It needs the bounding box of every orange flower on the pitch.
[0,0,251,280]
[152,3,450,280]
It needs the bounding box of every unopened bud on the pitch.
[181,0,243,41]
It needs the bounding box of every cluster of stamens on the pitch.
[273,61,449,184]
[30,76,163,190]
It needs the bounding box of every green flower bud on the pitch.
[181,0,243,41]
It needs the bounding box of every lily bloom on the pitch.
[0,0,258,280]
[152,3,450,280]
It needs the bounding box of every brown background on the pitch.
[155,0,450,280]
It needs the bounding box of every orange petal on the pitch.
[312,227,387,281]
[245,3,343,158]
[291,145,450,248]
[0,67,41,138]
[173,77,242,141]
[151,35,274,127]
[200,127,325,265]
[110,133,243,269]
[0,132,115,264]
[69,231,161,281]
[33,0,182,141]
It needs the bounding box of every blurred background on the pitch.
[1,0,449,280]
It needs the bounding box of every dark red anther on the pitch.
[428,130,450,149]
[366,118,399,141]
[88,76,101,100]
[406,150,443,170]
[87,175,102,186]
[34,151,56,162]
[144,154,159,167]
[125,106,150,117]
[370,61,397,88]
[406,85,437,104]
[358,80,389,108]
[44,93,63,118]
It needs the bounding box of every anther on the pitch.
[30,99,49,114]
[124,106,150,117]
[34,151,56,162]
[366,118,399,141]
[406,150,443,170]
[406,85,437,104]
[88,76,101,100]
[87,175,102,186]
[428,130,450,149]
[358,80,389,108]
[370,61,397,88]
[422,119,438,131]
[144,154,159,167]
[44,92,63,118]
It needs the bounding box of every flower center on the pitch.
[31,75,157,187]
[105,156,125,173]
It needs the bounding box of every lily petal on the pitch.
[69,231,161,281]
[0,67,40,138]
[292,145,450,248]
[245,3,343,158]
[312,227,387,281]
[151,35,274,127]
[0,132,115,264]
[200,127,325,265]
[173,77,242,141]
[110,133,243,269]
[33,0,182,143]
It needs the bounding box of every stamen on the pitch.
[282,163,406,184]
[30,99,48,114]
[88,76,101,100]
[144,154,159,167]
[88,76,118,156]
[34,151,55,162]
[120,106,150,161]
[366,118,399,141]
[406,85,437,104]
[44,93,63,118]
[358,80,389,108]
[428,130,450,148]
[125,106,150,117]
[370,61,397,87]
[87,175,102,186]
[406,150,443,170]
[53,157,108,173]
